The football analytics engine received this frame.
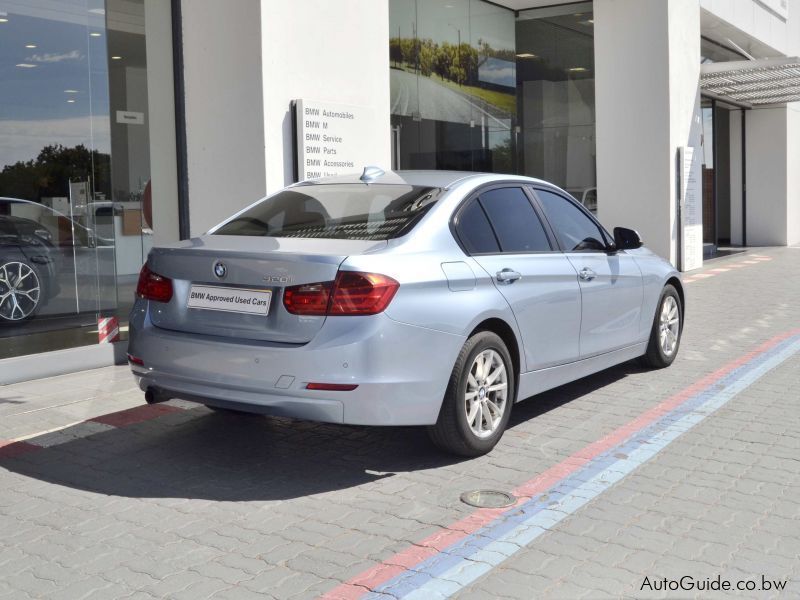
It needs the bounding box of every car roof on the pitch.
[295,169,549,190]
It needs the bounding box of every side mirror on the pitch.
[613,227,643,250]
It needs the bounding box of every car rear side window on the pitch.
[536,189,607,252]
[455,199,500,254]
[479,187,551,253]
[213,184,441,240]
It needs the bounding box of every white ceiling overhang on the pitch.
[701,57,800,108]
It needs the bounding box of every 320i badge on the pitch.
[128,169,683,456]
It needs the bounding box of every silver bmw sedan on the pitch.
[129,169,683,456]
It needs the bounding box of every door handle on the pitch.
[496,269,522,284]
[578,267,596,281]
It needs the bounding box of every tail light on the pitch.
[283,271,399,316]
[282,282,333,316]
[136,263,173,303]
[329,272,399,315]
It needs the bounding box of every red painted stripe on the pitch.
[321,329,800,600]
[91,404,181,428]
[0,440,39,459]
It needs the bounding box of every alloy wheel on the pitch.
[465,349,508,439]
[0,262,41,321]
[659,295,680,356]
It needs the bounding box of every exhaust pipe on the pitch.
[145,387,169,405]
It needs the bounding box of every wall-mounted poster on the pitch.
[680,146,703,272]
[388,0,516,126]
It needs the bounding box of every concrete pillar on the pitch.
[745,108,789,246]
[260,0,391,195]
[144,0,180,246]
[788,2,800,245]
[179,0,391,236]
[788,103,800,246]
[180,0,267,236]
[594,0,701,266]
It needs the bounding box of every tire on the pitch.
[640,284,682,369]
[428,331,515,457]
[0,259,45,324]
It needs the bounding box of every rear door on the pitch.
[455,186,581,371]
[533,188,643,357]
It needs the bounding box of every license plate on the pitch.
[187,285,272,315]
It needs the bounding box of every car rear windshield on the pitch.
[213,184,442,240]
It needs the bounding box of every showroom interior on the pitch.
[0,0,798,377]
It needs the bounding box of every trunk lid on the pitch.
[146,235,386,343]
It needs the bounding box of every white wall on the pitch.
[181,0,267,236]
[700,0,792,56]
[786,4,800,245]
[260,0,392,194]
[144,0,180,246]
[595,0,701,266]
[787,103,800,245]
[746,107,788,246]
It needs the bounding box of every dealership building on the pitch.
[0,0,798,377]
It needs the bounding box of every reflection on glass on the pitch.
[701,99,715,244]
[516,2,596,211]
[0,0,158,359]
[388,0,597,207]
[0,1,116,346]
[389,0,515,172]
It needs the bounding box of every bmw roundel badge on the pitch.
[213,261,227,279]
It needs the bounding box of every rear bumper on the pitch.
[128,301,465,426]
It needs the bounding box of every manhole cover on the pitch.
[460,490,516,508]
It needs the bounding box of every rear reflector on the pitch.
[127,354,144,366]
[306,383,358,391]
[283,271,399,316]
[136,264,174,303]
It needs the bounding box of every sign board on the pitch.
[294,99,376,180]
[69,180,89,210]
[116,110,145,125]
[679,146,703,272]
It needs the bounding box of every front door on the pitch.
[534,188,643,357]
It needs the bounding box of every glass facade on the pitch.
[0,0,174,359]
[389,0,596,210]
[700,38,746,250]
[389,0,516,173]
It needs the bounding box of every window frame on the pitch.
[528,185,614,254]
[451,183,558,257]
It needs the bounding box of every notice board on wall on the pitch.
[679,146,703,272]
[293,99,377,181]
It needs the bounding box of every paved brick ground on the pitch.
[0,247,798,599]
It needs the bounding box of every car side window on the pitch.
[535,189,607,252]
[456,199,500,254]
[478,187,551,253]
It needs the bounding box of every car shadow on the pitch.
[0,362,640,502]
[509,360,644,428]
